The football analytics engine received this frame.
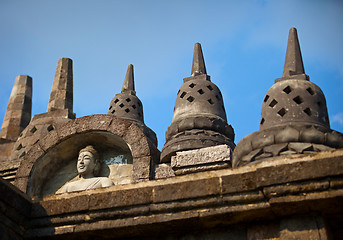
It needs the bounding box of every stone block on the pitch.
[154,163,175,179]
[275,126,300,143]
[75,115,112,133]
[171,144,231,168]
[56,120,77,140]
[222,191,265,204]
[280,216,329,240]
[33,194,89,216]
[38,129,59,152]
[153,177,220,203]
[89,186,152,210]
[247,222,280,240]
[263,179,330,198]
[132,156,151,181]
[251,131,274,150]
[221,169,257,194]
[107,117,132,137]
[256,153,343,187]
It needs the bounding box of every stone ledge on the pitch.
[22,149,343,238]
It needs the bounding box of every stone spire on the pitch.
[277,28,309,82]
[161,43,235,168]
[108,64,157,146]
[191,43,207,76]
[47,58,74,114]
[121,64,135,95]
[233,28,343,167]
[0,75,32,141]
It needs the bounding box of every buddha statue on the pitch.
[59,145,113,193]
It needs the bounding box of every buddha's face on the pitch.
[77,151,96,177]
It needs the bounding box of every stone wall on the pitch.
[1,149,341,239]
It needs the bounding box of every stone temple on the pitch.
[1,28,343,239]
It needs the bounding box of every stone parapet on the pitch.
[22,149,343,239]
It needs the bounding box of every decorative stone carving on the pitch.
[59,145,113,193]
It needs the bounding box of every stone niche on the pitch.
[14,115,159,198]
[38,131,133,196]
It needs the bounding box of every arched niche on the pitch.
[14,115,158,197]
[29,131,132,196]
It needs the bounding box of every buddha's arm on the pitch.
[101,178,114,187]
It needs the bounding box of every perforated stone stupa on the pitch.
[233,28,343,167]
[161,43,235,172]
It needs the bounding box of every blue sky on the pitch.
[0,0,342,150]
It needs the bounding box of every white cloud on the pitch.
[331,113,343,125]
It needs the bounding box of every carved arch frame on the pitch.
[14,114,158,197]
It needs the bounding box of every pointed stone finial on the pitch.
[277,28,309,82]
[47,58,73,112]
[0,75,32,141]
[191,43,207,76]
[121,64,136,95]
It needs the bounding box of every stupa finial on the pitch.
[121,64,135,95]
[278,27,309,81]
[191,43,207,76]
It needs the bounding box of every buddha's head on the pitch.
[77,145,101,178]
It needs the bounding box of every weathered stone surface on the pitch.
[89,186,152,210]
[132,156,151,181]
[263,179,330,198]
[154,163,175,179]
[47,58,73,113]
[0,75,32,141]
[153,177,220,203]
[247,222,280,240]
[221,168,256,194]
[280,216,329,240]
[75,115,113,133]
[171,144,231,168]
[256,150,343,187]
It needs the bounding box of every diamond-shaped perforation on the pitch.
[207,85,213,91]
[198,89,204,95]
[119,103,124,108]
[264,95,269,102]
[132,105,136,109]
[187,96,194,102]
[16,144,23,151]
[180,92,186,98]
[126,98,131,102]
[260,118,265,125]
[283,86,292,94]
[304,107,311,116]
[306,87,314,95]
[189,83,196,88]
[293,96,303,105]
[208,99,214,105]
[47,125,54,132]
[125,108,130,113]
[269,99,278,108]
[277,108,287,117]
[30,126,37,133]
[114,99,119,104]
